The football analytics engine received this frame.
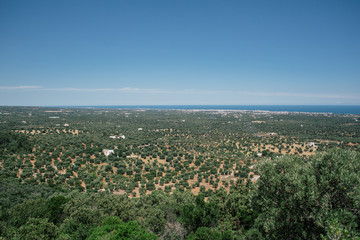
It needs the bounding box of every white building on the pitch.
[109,135,126,139]
[103,149,114,156]
[307,142,316,147]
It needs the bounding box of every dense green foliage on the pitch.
[0,131,32,154]
[87,216,157,240]
[252,149,360,239]
[180,194,220,232]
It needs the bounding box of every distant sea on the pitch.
[65,105,360,114]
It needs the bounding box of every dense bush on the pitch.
[86,216,157,240]
[252,149,360,239]
[0,131,32,154]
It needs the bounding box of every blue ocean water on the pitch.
[68,105,360,114]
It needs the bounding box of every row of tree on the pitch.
[0,149,359,239]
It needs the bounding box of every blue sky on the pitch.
[0,0,359,106]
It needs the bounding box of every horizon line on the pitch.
[57,104,360,106]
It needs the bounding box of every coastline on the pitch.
[51,105,360,115]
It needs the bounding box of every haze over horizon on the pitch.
[1,0,359,106]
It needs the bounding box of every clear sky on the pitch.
[0,0,359,106]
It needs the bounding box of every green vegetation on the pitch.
[252,150,360,239]
[87,216,157,240]
[0,131,32,154]
[0,106,359,239]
